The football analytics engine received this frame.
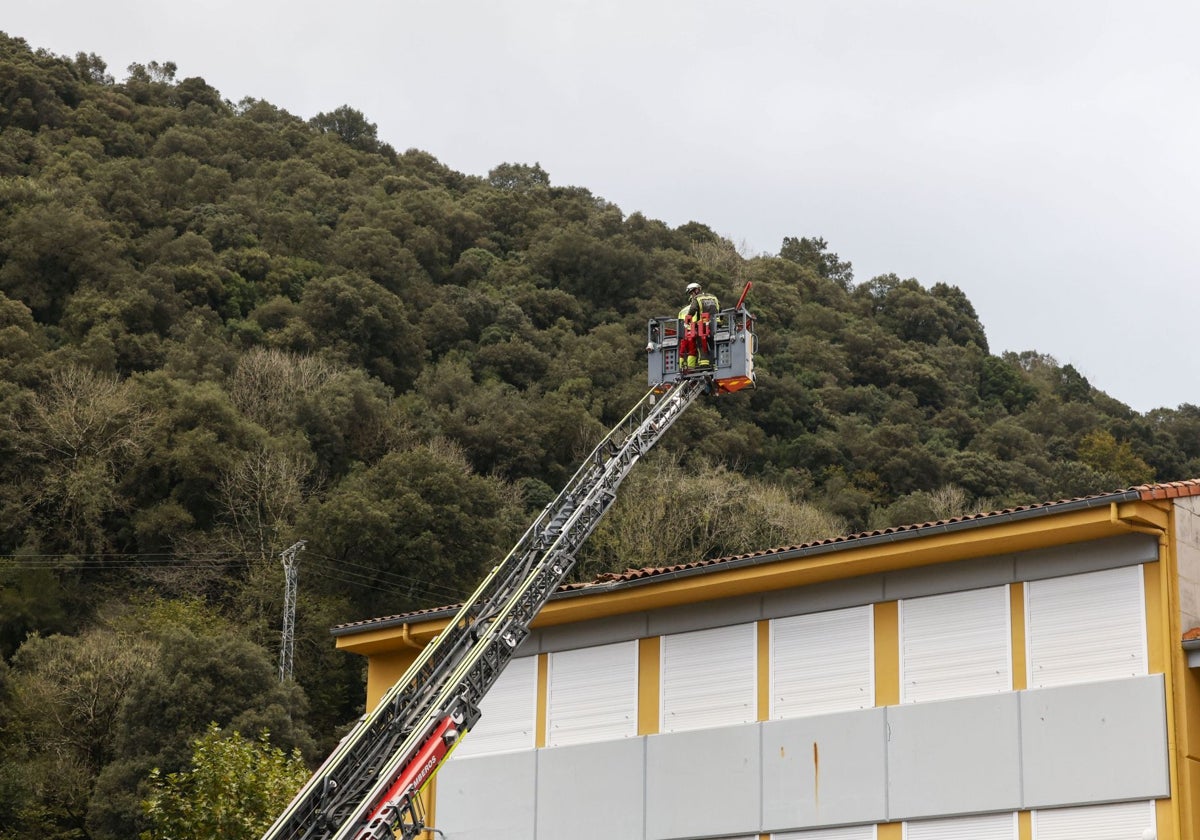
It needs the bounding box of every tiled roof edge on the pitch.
[333,479,1199,636]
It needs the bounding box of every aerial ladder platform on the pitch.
[261,287,756,840]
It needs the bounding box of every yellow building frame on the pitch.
[337,496,1198,840]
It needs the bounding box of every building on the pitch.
[332,480,1200,840]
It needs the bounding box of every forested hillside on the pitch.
[1,32,1198,839]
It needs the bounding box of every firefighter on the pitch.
[678,300,697,373]
[683,282,720,369]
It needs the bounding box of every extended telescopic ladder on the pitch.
[261,377,705,840]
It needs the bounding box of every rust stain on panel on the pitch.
[813,741,820,809]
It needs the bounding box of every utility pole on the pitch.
[279,540,306,682]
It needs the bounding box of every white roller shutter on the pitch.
[546,640,638,747]
[771,605,873,719]
[452,654,537,757]
[900,586,1011,704]
[661,622,757,733]
[775,824,877,839]
[1026,565,1146,689]
[1032,800,1155,839]
[903,812,1016,840]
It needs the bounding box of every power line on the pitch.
[2,549,473,602]
[1,551,247,560]
[303,561,465,605]
[1,554,250,570]
[303,551,471,601]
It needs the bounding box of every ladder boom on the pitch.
[262,378,704,840]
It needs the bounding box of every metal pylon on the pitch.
[279,540,306,682]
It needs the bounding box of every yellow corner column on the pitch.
[1147,544,1185,840]
[1017,810,1031,840]
[535,652,549,748]
[758,620,771,721]
[874,601,899,707]
[1010,583,1027,691]
[875,601,900,839]
[877,822,902,839]
[638,636,661,735]
[1009,583,1031,839]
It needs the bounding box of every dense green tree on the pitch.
[1076,429,1155,486]
[930,282,988,350]
[779,235,854,288]
[301,441,523,618]
[10,367,150,556]
[89,619,312,840]
[527,223,650,313]
[1055,363,1092,402]
[0,562,73,660]
[979,354,1037,412]
[124,374,265,540]
[140,723,308,840]
[488,161,551,191]
[309,105,386,155]
[1142,405,1200,478]
[0,33,85,132]
[297,272,424,391]
[0,292,46,383]
[0,628,155,839]
[0,201,125,322]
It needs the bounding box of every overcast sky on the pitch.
[8,1,1199,413]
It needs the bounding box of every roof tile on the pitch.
[1137,479,1200,500]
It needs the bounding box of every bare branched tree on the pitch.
[577,454,845,580]
[19,367,150,554]
[228,347,339,432]
[218,445,320,563]
[928,484,972,521]
[689,237,744,275]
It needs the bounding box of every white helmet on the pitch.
[686,282,701,294]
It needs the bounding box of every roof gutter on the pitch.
[1183,638,1200,669]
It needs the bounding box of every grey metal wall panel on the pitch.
[1176,496,1200,632]
[1013,534,1157,582]
[535,611,651,654]
[886,693,1021,819]
[648,592,764,636]
[1019,674,1169,807]
[762,575,885,620]
[536,738,645,840]
[761,708,887,831]
[433,750,537,840]
[884,555,1015,601]
[646,723,761,839]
